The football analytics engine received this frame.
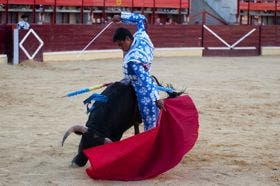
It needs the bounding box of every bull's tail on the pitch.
[61,125,88,147]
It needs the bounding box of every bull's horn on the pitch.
[61,125,88,147]
[104,138,113,144]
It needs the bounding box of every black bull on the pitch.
[62,80,181,167]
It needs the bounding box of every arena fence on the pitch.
[0,24,279,63]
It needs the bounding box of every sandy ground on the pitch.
[0,56,279,186]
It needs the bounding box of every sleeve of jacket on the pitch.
[126,61,160,101]
[121,12,146,31]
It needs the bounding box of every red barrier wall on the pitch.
[0,25,13,62]
[0,0,189,8]
[239,1,280,11]
[203,25,260,56]
[0,25,279,62]
[261,26,280,46]
[18,24,202,61]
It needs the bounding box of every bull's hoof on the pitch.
[71,155,87,167]
[69,161,81,168]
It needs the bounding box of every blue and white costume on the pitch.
[121,12,160,131]
[16,20,30,30]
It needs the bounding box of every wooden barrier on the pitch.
[0,24,279,63]
[17,24,202,62]
[203,25,260,56]
[261,26,280,46]
[260,26,280,55]
[0,25,13,62]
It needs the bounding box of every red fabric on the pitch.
[84,95,199,181]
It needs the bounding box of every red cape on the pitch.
[84,95,199,181]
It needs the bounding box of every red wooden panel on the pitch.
[35,0,55,5]
[155,0,189,8]
[204,25,259,47]
[155,0,181,8]
[0,26,8,54]
[239,2,279,11]
[203,25,260,56]
[18,24,201,62]
[261,26,280,46]
[8,0,34,4]
[3,0,189,7]
[85,0,103,6]
[149,25,201,47]
[0,25,13,62]
[181,0,189,8]
[56,0,82,6]
[134,0,154,8]
[105,0,132,7]
[12,24,280,62]
[20,29,43,62]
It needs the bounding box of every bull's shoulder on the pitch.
[101,82,135,97]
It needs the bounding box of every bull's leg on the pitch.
[134,123,140,135]
[72,132,105,167]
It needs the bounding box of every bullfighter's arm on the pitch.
[120,12,146,31]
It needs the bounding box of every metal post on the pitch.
[53,0,56,24]
[179,0,182,24]
[103,0,106,23]
[152,0,155,24]
[237,0,240,24]
[5,0,8,24]
[81,0,84,24]
[33,0,36,23]
[90,7,93,24]
[247,0,250,25]
[202,11,206,25]
[258,25,262,55]
[13,29,19,65]
[201,24,204,49]
[188,0,191,16]
[275,0,277,25]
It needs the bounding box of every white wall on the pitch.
[204,0,237,24]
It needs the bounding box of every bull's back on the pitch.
[86,82,140,141]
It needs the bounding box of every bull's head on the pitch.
[61,125,88,146]
[61,125,112,147]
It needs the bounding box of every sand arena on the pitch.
[0,56,279,185]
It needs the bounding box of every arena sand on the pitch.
[0,56,279,186]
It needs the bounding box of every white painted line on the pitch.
[19,29,44,60]
[208,47,256,50]
[203,25,231,48]
[207,47,230,50]
[204,25,257,51]
[234,47,256,50]
[231,28,256,48]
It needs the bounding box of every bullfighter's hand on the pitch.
[113,15,121,23]
[156,99,166,111]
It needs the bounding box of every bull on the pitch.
[62,78,182,167]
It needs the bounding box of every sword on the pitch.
[77,21,113,57]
